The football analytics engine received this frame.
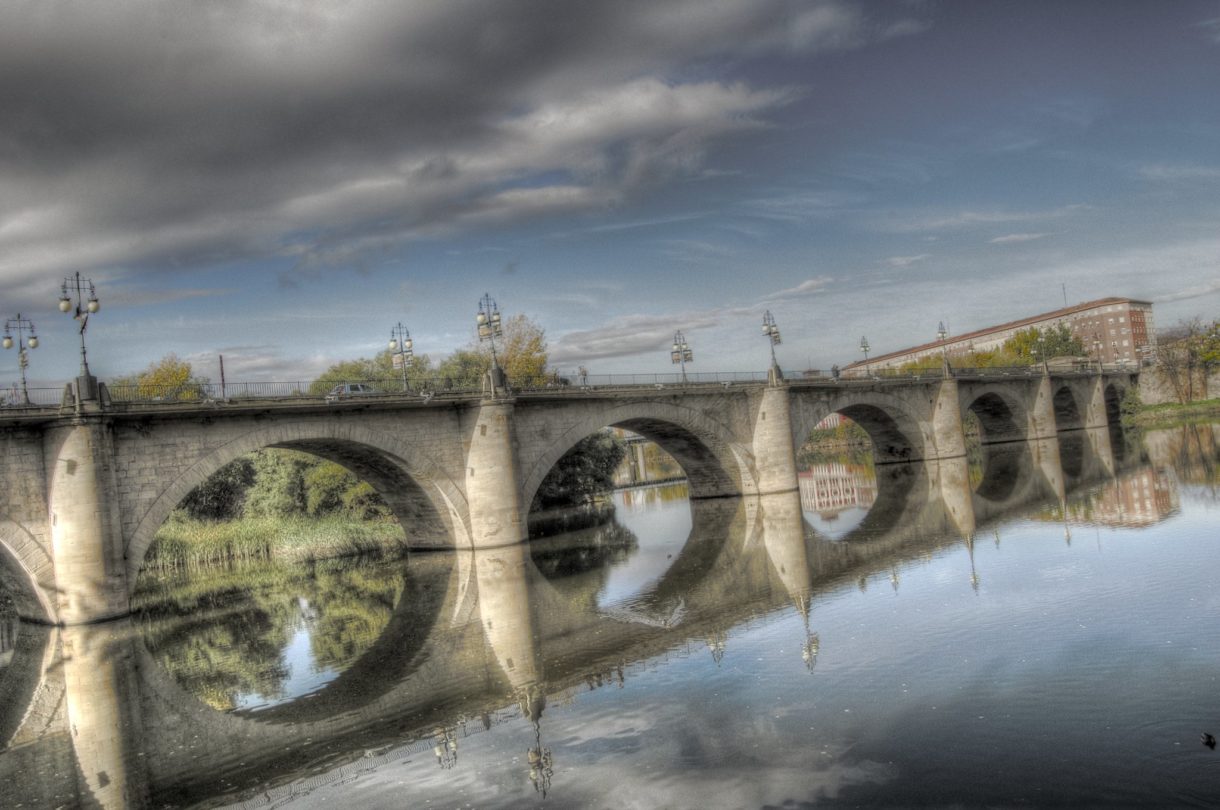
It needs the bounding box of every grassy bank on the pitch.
[147,514,407,570]
[1127,398,1220,428]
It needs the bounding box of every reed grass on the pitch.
[146,513,407,570]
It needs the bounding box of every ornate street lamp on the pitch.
[58,272,100,399]
[477,293,508,395]
[671,330,693,383]
[859,335,870,365]
[762,310,782,382]
[2,314,38,405]
[937,321,952,375]
[476,293,504,364]
[388,322,414,392]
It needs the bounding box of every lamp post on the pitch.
[671,330,693,383]
[388,322,414,392]
[937,321,947,357]
[762,310,782,383]
[58,272,100,399]
[477,293,507,395]
[2,314,38,405]
[859,335,870,367]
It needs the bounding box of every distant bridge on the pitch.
[0,366,1134,624]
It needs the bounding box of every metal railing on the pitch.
[0,363,1134,412]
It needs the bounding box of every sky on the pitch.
[2,0,1219,388]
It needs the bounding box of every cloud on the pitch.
[881,254,930,268]
[988,232,1051,244]
[549,276,831,363]
[0,0,928,297]
[877,204,1090,233]
[1139,163,1220,181]
[1198,16,1220,43]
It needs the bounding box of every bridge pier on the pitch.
[1085,377,1116,476]
[1030,374,1067,501]
[465,401,526,549]
[931,377,968,460]
[753,386,799,495]
[48,421,129,624]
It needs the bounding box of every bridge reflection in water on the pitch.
[0,428,1197,808]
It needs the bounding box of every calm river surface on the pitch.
[2,424,1219,808]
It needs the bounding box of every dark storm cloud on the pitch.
[0,0,926,300]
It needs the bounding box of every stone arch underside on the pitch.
[1053,385,1084,431]
[790,388,931,464]
[125,423,470,588]
[518,402,746,513]
[834,403,922,464]
[964,390,1029,445]
[0,519,55,623]
[1103,382,1128,462]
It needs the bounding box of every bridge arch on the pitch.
[962,389,1030,446]
[0,517,55,623]
[126,422,471,587]
[791,389,930,465]
[1052,385,1084,431]
[518,400,747,513]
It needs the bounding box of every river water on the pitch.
[1,425,1218,808]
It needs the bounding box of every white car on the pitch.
[325,383,379,402]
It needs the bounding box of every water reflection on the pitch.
[3,425,1219,807]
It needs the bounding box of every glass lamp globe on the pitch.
[59,297,72,312]
[27,336,37,349]
[1,336,11,350]
[87,298,99,313]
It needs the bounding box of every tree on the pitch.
[113,353,210,400]
[1005,324,1085,362]
[1155,317,1220,403]
[531,432,626,510]
[179,457,256,520]
[308,351,433,396]
[499,314,549,387]
[433,314,552,390]
[242,449,312,518]
[434,348,489,390]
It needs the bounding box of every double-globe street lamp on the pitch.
[859,335,870,367]
[58,272,101,400]
[3,314,38,405]
[762,310,782,383]
[671,331,693,383]
[477,293,508,394]
[388,322,414,392]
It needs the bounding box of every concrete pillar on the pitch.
[1083,377,1115,476]
[61,621,149,808]
[1029,374,1059,440]
[465,401,525,548]
[931,377,967,460]
[1084,376,1111,430]
[752,386,798,495]
[48,421,128,624]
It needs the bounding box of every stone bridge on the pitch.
[0,443,1132,808]
[0,368,1134,624]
